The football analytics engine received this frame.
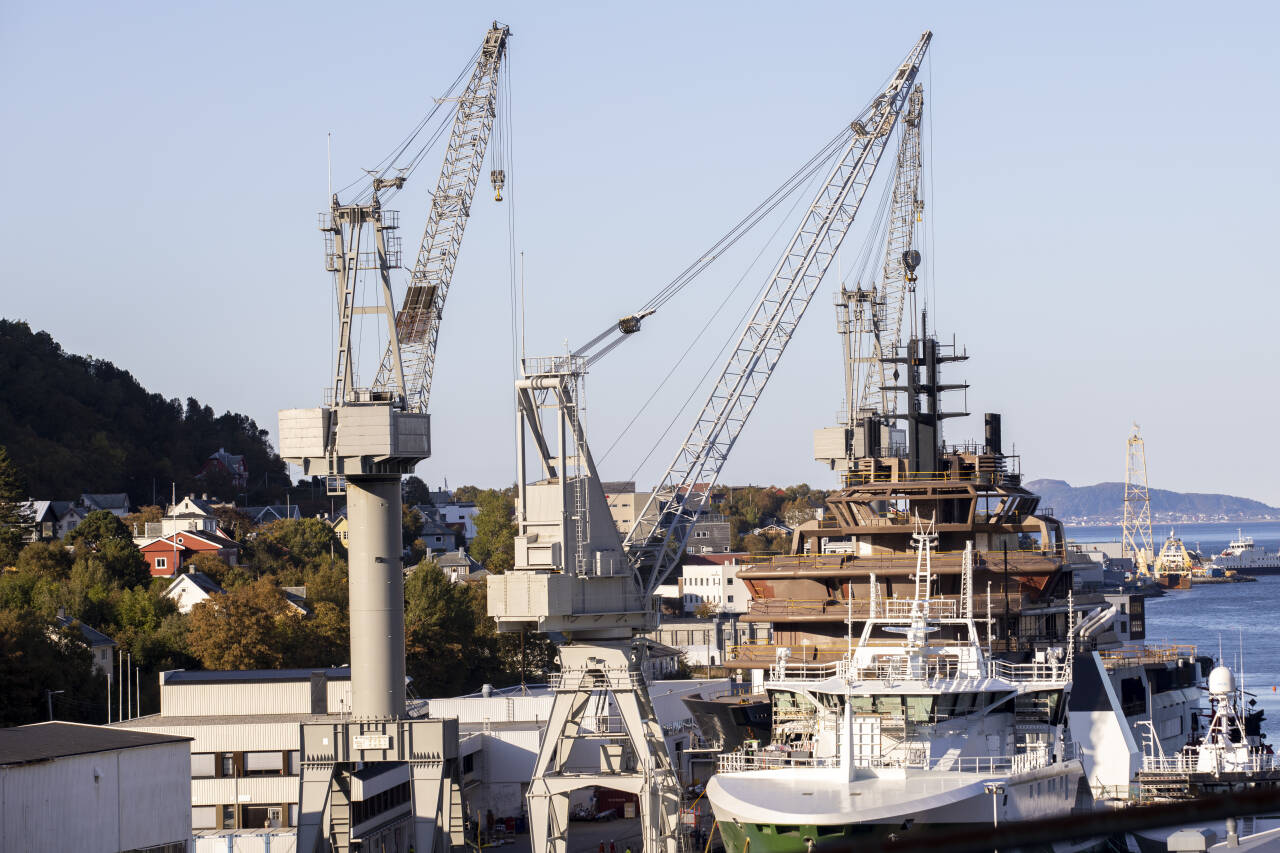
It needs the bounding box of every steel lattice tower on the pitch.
[1122,424,1154,572]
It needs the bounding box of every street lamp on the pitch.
[45,689,64,721]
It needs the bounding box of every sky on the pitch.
[3,1,1278,504]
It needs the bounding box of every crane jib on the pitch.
[622,32,931,597]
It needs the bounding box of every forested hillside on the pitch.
[0,320,287,502]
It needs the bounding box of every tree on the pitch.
[403,506,423,549]
[15,541,72,580]
[404,564,495,696]
[187,552,252,588]
[66,512,149,589]
[694,600,718,619]
[403,476,433,506]
[212,506,255,543]
[186,577,297,670]
[0,608,104,725]
[0,446,32,567]
[248,518,341,575]
[469,490,516,574]
[451,485,481,504]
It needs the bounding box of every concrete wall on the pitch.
[0,742,191,853]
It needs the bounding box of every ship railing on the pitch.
[1141,752,1280,774]
[986,659,1070,683]
[717,746,1056,775]
[1097,644,1197,668]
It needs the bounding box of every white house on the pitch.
[163,572,226,614]
[680,553,753,615]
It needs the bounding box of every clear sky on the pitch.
[3,1,1277,504]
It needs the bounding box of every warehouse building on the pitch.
[0,722,192,853]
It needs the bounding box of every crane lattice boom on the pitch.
[374,22,509,414]
[862,83,924,417]
[622,33,932,597]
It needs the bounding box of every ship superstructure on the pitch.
[708,521,1095,852]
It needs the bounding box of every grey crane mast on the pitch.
[488,32,931,853]
[279,21,509,853]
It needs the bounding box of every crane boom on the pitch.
[374,22,510,413]
[860,83,924,417]
[622,32,931,596]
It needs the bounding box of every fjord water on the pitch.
[1070,522,1280,741]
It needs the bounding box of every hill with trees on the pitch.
[0,319,287,503]
[1025,478,1279,524]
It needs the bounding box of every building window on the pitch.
[222,805,236,829]
[728,595,735,603]
[221,754,235,777]
[245,751,285,775]
[191,753,216,778]
[155,557,167,570]
[192,805,218,829]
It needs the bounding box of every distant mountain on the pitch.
[1024,479,1280,524]
[0,319,287,504]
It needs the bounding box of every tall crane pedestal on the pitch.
[529,642,680,853]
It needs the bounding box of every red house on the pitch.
[141,530,240,577]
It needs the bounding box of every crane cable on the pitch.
[599,142,838,471]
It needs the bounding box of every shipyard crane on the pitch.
[279,22,509,853]
[488,32,931,853]
[372,22,510,417]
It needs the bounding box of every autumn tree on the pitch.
[186,577,298,670]
[404,564,496,696]
[15,541,73,580]
[248,518,341,576]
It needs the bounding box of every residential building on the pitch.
[435,549,489,584]
[198,447,248,489]
[141,530,240,577]
[79,492,132,517]
[164,572,226,614]
[602,481,655,540]
[679,553,753,615]
[138,495,226,543]
[418,514,460,553]
[0,722,192,853]
[645,617,771,668]
[23,499,86,540]
[51,608,117,676]
[431,501,479,543]
[685,513,732,554]
[240,504,302,525]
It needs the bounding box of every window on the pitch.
[728,595,735,603]
[221,754,234,777]
[221,805,236,829]
[245,751,284,775]
[155,557,167,570]
[191,753,216,778]
[191,806,217,829]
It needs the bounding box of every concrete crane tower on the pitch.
[489,32,931,853]
[278,22,509,853]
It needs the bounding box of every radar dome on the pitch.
[1209,665,1236,696]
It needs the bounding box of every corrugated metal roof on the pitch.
[0,722,190,765]
[163,667,350,684]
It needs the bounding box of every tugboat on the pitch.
[707,519,1098,852]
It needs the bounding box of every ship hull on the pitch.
[708,762,1098,853]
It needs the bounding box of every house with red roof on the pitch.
[140,530,240,577]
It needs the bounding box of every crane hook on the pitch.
[491,169,506,202]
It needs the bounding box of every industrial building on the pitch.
[0,721,192,853]
[113,667,460,852]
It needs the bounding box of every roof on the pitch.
[164,572,224,596]
[53,614,115,647]
[436,549,478,569]
[0,722,190,766]
[141,530,239,552]
[81,493,131,512]
[420,517,456,538]
[682,552,752,567]
[162,667,350,685]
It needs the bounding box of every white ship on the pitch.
[1210,531,1280,573]
[706,520,1098,852]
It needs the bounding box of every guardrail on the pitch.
[717,746,1057,775]
[1142,752,1280,774]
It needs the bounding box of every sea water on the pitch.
[1070,521,1280,741]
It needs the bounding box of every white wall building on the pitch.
[0,722,192,853]
[680,554,752,615]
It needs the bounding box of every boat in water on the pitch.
[707,520,1099,852]
[1210,531,1280,574]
